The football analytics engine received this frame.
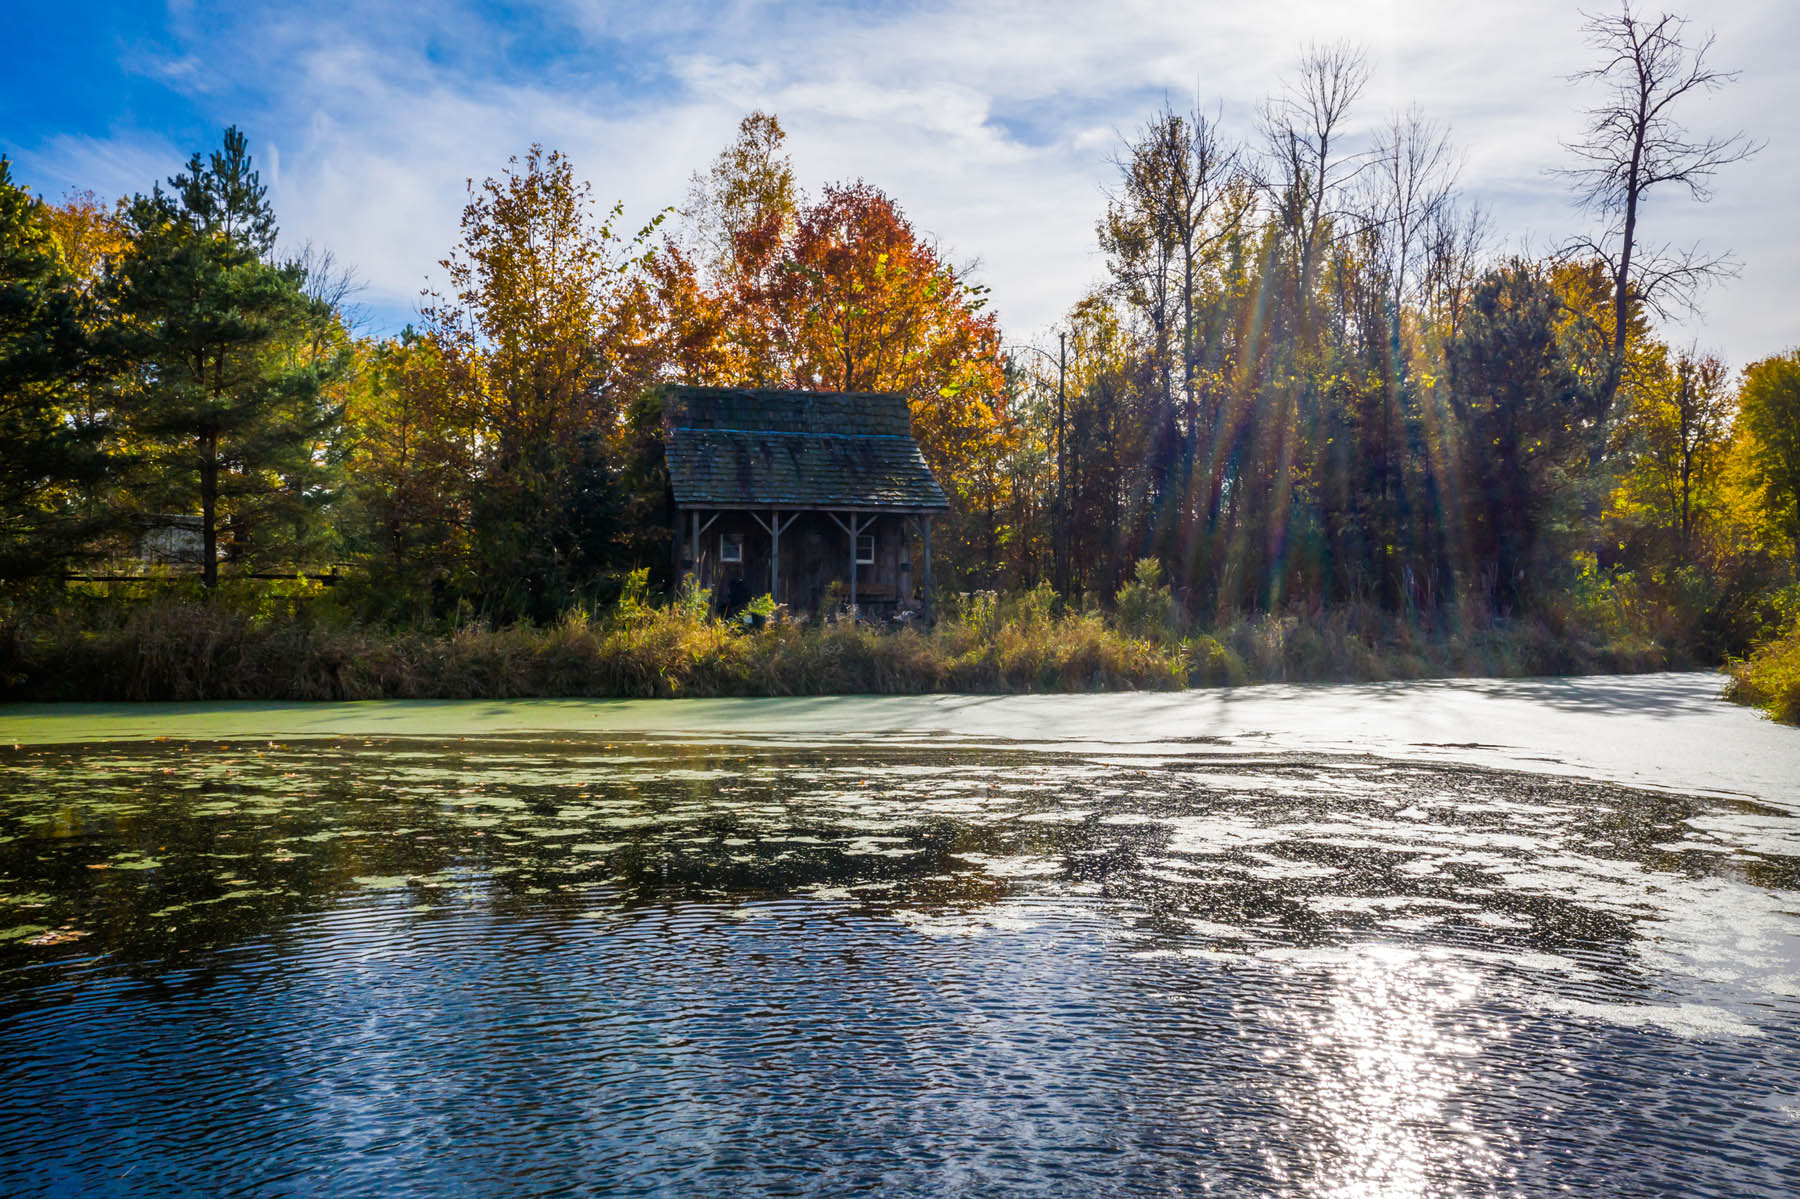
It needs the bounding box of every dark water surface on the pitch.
[2,731,1798,1196]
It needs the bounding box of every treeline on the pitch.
[1015,37,1798,662]
[2,133,344,589]
[1,121,1013,624]
[3,12,1799,684]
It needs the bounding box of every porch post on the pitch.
[848,513,858,615]
[690,509,701,588]
[922,515,934,626]
[770,509,781,603]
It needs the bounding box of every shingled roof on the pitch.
[663,386,949,511]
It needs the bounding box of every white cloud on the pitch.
[12,132,188,205]
[11,0,1796,365]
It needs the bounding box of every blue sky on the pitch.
[5,0,1796,366]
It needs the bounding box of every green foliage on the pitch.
[1115,558,1179,638]
[0,158,111,578]
[170,127,278,258]
[672,573,712,619]
[1738,351,1800,565]
[944,589,997,637]
[613,567,657,626]
[1445,262,1596,610]
[999,580,1058,629]
[1726,616,1800,725]
[103,127,344,587]
[1184,635,1248,686]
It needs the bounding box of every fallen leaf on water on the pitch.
[26,928,87,946]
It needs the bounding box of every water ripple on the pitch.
[1,737,1798,1196]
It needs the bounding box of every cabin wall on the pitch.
[683,510,918,615]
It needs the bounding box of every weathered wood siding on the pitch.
[690,511,914,614]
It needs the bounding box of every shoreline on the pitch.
[6,672,1794,811]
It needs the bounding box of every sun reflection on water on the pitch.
[1266,944,1507,1198]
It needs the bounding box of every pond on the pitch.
[2,674,1798,1196]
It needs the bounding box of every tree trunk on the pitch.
[201,432,219,590]
[1602,117,1646,432]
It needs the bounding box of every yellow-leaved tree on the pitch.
[372,145,671,619]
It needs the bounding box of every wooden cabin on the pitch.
[663,386,949,620]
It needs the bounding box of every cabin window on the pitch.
[856,533,875,565]
[720,532,744,564]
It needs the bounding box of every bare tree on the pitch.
[1420,200,1488,344]
[1562,3,1759,427]
[1367,109,1459,319]
[294,240,365,329]
[1101,103,1248,434]
[1260,41,1372,347]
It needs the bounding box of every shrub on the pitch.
[1115,559,1179,640]
[1726,620,1800,725]
[1185,635,1248,686]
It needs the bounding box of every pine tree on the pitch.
[103,127,342,587]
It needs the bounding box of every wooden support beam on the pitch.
[827,511,872,617]
[687,510,720,593]
[922,515,934,626]
[749,509,799,603]
[689,509,699,587]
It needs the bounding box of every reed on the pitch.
[0,583,1687,704]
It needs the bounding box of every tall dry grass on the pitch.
[0,588,1682,704]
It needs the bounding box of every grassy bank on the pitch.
[1726,620,1800,725]
[0,586,1685,704]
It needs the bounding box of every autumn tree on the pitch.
[103,128,342,587]
[774,182,1013,574]
[668,113,802,386]
[1100,102,1251,584]
[1737,352,1800,568]
[666,116,1022,587]
[41,189,129,291]
[683,110,798,286]
[1614,348,1735,557]
[1055,291,1159,597]
[335,332,474,618]
[419,145,664,618]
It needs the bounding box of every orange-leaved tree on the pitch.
[664,116,1019,585]
[767,182,1009,503]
